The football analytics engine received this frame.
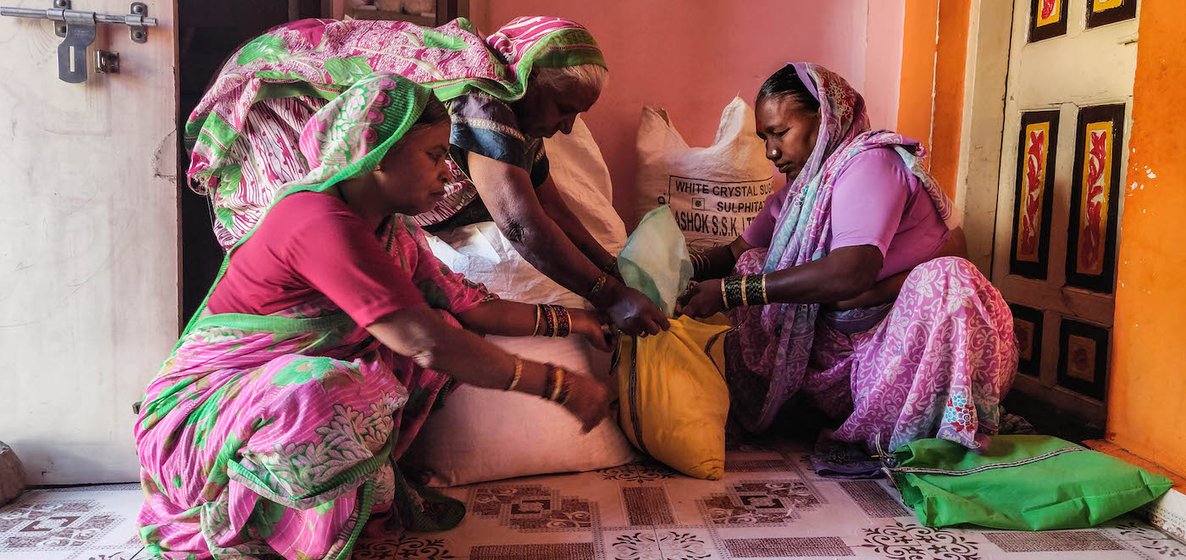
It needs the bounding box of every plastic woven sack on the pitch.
[889,435,1173,530]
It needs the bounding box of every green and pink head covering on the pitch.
[183,73,434,337]
[186,16,605,249]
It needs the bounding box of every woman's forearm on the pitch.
[368,306,546,393]
[504,205,609,298]
[468,154,606,300]
[368,306,614,432]
[537,177,617,273]
[692,237,753,280]
[832,227,968,310]
[831,271,909,310]
[760,246,883,305]
[454,300,538,336]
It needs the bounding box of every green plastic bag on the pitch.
[618,206,692,315]
[889,435,1173,530]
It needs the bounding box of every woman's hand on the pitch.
[675,279,724,318]
[562,374,613,433]
[569,308,614,351]
[604,285,670,336]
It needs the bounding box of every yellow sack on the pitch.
[617,315,731,480]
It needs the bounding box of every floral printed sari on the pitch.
[728,63,1017,452]
[136,75,491,559]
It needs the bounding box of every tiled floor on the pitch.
[3,441,1183,559]
[0,483,146,560]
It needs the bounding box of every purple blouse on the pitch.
[741,146,948,281]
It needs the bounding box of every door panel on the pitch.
[992,0,1138,423]
[0,0,178,483]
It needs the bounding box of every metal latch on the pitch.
[0,1,157,83]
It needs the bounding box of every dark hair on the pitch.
[387,96,450,154]
[757,65,820,113]
[413,95,450,129]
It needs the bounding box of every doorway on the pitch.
[958,0,1140,436]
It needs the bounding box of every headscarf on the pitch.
[183,73,434,335]
[731,62,959,432]
[185,16,605,249]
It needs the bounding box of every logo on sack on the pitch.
[659,175,774,249]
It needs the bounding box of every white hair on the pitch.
[532,64,608,96]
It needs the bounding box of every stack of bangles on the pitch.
[531,303,572,337]
[721,274,769,309]
[690,252,709,272]
[506,359,572,406]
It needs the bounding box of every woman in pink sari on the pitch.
[136,75,614,559]
[679,63,1017,453]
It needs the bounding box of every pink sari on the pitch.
[728,63,1017,452]
[136,76,494,559]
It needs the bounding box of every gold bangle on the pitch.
[531,305,542,336]
[506,358,523,391]
[761,274,768,304]
[720,279,729,309]
[740,275,749,307]
[557,374,573,405]
[549,367,566,402]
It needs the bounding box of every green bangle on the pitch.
[744,274,768,305]
[722,275,746,309]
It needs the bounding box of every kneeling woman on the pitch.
[680,63,1017,452]
[134,75,613,559]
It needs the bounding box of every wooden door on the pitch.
[991,0,1139,424]
[0,0,178,483]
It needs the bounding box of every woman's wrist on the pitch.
[532,304,573,337]
[720,274,770,309]
[504,359,550,397]
[503,361,574,404]
[600,256,622,280]
[584,274,621,308]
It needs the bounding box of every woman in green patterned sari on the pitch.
[136,74,613,560]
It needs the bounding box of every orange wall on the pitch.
[1108,0,1186,477]
[897,0,939,150]
[897,0,969,199]
[470,1,906,226]
[928,0,970,199]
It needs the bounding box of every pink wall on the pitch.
[471,1,906,225]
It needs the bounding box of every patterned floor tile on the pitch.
[652,528,720,560]
[837,480,911,519]
[699,480,824,527]
[602,528,664,560]
[982,529,1125,552]
[355,533,457,559]
[623,487,676,526]
[1109,520,1186,559]
[850,520,987,559]
[0,484,143,560]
